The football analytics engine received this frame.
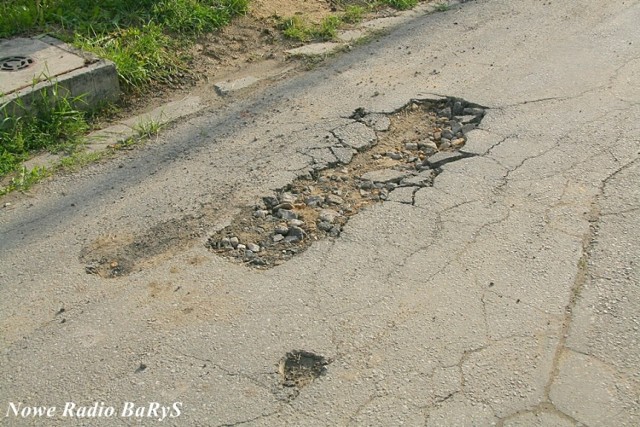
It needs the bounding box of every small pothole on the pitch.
[278,350,331,388]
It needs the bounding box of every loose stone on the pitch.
[247,243,260,253]
[253,210,268,219]
[305,195,324,207]
[277,209,298,220]
[325,194,344,205]
[275,224,289,235]
[229,237,239,248]
[319,209,340,223]
[318,221,333,232]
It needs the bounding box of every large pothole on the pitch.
[206,97,485,268]
[80,97,486,276]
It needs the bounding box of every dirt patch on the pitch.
[81,214,208,278]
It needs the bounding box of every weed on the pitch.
[382,0,419,11]
[342,5,366,24]
[434,2,450,11]
[0,166,49,196]
[57,150,108,172]
[280,15,343,42]
[134,119,164,139]
[1,83,88,178]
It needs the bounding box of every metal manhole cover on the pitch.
[0,56,35,71]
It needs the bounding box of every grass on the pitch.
[382,0,419,10]
[279,0,424,43]
[434,2,450,11]
[281,15,343,42]
[0,0,248,195]
[0,0,249,92]
[1,84,89,176]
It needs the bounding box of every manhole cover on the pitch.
[278,350,330,388]
[0,56,35,71]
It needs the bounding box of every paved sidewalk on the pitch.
[1,0,638,425]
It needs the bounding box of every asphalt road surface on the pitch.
[1,0,639,425]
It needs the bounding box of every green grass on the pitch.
[1,85,89,177]
[0,0,249,92]
[434,2,450,11]
[134,118,164,139]
[382,0,419,10]
[281,16,343,43]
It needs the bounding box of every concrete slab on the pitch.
[0,35,119,118]
[214,76,260,96]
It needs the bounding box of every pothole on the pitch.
[79,97,486,277]
[206,97,486,268]
[278,350,331,388]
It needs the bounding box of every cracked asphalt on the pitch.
[1,0,639,425]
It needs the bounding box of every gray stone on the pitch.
[404,142,419,151]
[272,234,284,243]
[325,194,344,205]
[386,151,403,160]
[253,209,268,219]
[361,169,412,184]
[304,195,324,208]
[440,139,451,150]
[332,122,377,151]
[278,192,297,204]
[277,209,298,220]
[329,226,341,237]
[449,121,462,135]
[359,181,373,190]
[438,106,452,118]
[289,219,305,227]
[229,237,239,248]
[330,146,356,165]
[220,237,231,248]
[319,209,340,223]
[463,107,485,116]
[243,250,255,259]
[287,226,306,240]
[442,129,455,140]
[453,100,464,115]
[246,243,260,253]
[317,221,333,232]
[263,196,279,209]
[236,244,246,251]
[274,224,289,235]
